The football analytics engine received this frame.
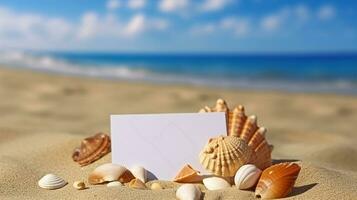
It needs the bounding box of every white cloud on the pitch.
[159,0,188,12]
[220,17,249,36]
[106,0,121,11]
[294,4,309,21]
[78,12,99,39]
[201,0,232,12]
[128,0,146,9]
[317,5,335,20]
[190,24,215,35]
[261,15,282,31]
[123,14,145,36]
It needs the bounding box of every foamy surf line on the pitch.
[0,51,357,95]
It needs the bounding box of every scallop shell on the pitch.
[199,99,273,170]
[199,135,253,177]
[130,166,148,183]
[234,164,262,189]
[255,162,301,199]
[173,164,203,183]
[38,174,67,190]
[176,184,201,200]
[128,178,147,190]
[88,163,135,184]
[203,176,231,190]
[72,133,111,166]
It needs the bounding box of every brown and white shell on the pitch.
[173,164,203,183]
[255,162,301,199]
[72,133,111,166]
[88,163,135,184]
[199,99,273,170]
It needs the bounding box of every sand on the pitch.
[0,67,356,199]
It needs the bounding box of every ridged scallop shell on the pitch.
[72,133,111,166]
[130,166,148,183]
[129,178,147,189]
[203,176,231,190]
[199,135,253,177]
[88,163,135,184]
[173,164,203,183]
[199,99,273,170]
[38,174,67,190]
[176,184,201,200]
[255,162,301,199]
[234,164,262,189]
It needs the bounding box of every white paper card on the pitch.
[111,112,226,180]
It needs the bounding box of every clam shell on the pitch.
[176,184,201,200]
[72,133,111,166]
[88,163,135,184]
[234,164,262,189]
[107,181,123,187]
[173,164,203,183]
[199,135,253,177]
[199,99,273,170]
[38,174,67,190]
[203,176,231,191]
[130,166,147,183]
[128,178,147,190]
[255,162,301,199]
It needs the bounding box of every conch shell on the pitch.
[255,162,301,199]
[88,163,135,184]
[72,133,111,166]
[202,176,231,190]
[128,178,147,190]
[234,164,262,189]
[199,99,273,170]
[173,164,203,183]
[130,166,148,183]
[176,184,201,200]
[38,174,67,190]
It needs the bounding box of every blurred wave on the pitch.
[0,51,357,94]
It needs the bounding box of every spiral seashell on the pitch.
[234,164,262,189]
[128,178,147,190]
[199,99,273,170]
[38,174,67,190]
[203,176,231,190]
[173,164,203,183]
[130,166,148,183]
[176,184,201,200]
[72,133,111,166]
[88,163,135,184]
[199,136,253,177]
[255,162,301,199]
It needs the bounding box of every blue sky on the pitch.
[0,0,356,52]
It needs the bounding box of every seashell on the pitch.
[150,182,163,190]
[176,184,201,200]
[72,133,111,166]
[88,163,135,184]
[199,135,253,177]
[173,164,203,183]
[38,174,67,190]
[130,166,148,183]
[107,181,123,187]
[199,99,273,170]
[128,178,147,190]
[203,176,231,191]
[234,164,262,189]
[255,162,301,199]
[73,181,86,190]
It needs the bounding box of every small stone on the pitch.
[73,181,86,190]
[150,182,163,190]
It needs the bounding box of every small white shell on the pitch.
[73,181,86,190]
[234,164,262,189]
[203,176,231,190]
[107,181,123,187]
[176,184,201,200]
[38,174,67,190]
[130,166,147,183]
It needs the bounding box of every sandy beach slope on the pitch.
[0,67,356,199]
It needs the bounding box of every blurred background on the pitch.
[0,0,356,94]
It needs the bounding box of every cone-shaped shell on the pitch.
[176,184,201,200]
[234,164,262,189]
[199,136,252,177]
[130,166,148,183]
[173,164,203,183]
[255,162,301,199]
[72,133,111,166]
[38,174,67,190]
[88,163,135,184]
[203,176,231,190]
[199,99,273,170]
[128,178,147,190]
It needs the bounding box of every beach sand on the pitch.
[0,67,356,199]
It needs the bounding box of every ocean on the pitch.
[1,51,357,94]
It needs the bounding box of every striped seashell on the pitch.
[38,174,67,190]
[234,164,262,189]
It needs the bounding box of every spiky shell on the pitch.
[38,174,67,190]
[173,164,203,183]
[255,162,301,199]
[88,163,135,184]
[199,136,253,177]
[199,99,273,170]
[72,133,111,166]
